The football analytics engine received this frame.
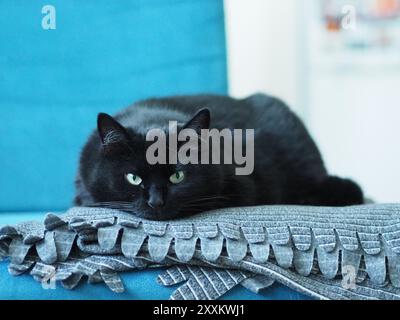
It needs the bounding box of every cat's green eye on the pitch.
[125,173,142,186]
[169,171,185,184]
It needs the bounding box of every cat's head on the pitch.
[80,109,224,220]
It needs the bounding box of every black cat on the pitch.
[75,93,363,220]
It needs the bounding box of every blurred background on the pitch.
[225,0,400,202]
[1,0,399,214]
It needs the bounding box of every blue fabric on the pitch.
[0,261,309,300]
[0,212,310,300]
[0,0,227,212]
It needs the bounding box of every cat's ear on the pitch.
[181,108,210,134]
[97,113,130,155]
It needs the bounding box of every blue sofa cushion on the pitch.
[0,0,227,212]
[0,261,310,300]
[0,212,310,300]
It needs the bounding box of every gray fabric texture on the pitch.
[1,204,400,300]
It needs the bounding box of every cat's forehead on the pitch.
[116,128,186,175]
[120,155,176,174]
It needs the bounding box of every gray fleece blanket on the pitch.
[1,204,400,300]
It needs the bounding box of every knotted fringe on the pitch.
[1,204,400,299]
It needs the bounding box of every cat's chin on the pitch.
[130,210,179,221]
[131,208,199,221]
[134,211,181,221]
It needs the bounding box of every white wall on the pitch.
[224,0,305,115]
[308,71,400,203]
[224,0,400,202]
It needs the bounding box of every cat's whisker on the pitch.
[199,195,230,200]
[87,201,138,212]
[182,197,231,206]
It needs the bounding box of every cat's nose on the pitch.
[147,197,164,210]
[147,185,165,210]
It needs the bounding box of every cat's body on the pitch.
[75,93,363,220]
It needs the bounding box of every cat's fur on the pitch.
[75,93,363,220]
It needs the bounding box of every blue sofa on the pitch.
[0,0,308,300]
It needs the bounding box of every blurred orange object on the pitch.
[326,17,340,32]
[374,0,400,17]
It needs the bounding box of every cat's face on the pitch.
[83,110,224,220]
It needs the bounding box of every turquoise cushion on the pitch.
[0,212,310,300]
[0,261,310,300]
[0,0,227,212]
